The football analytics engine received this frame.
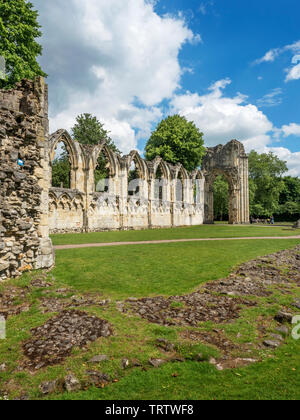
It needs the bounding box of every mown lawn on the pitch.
[0,238,299,400]
[50,224,299,246]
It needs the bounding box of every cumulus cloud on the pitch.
[171,80,300,175]
[170,79,273,148]
[32,0,198,153]
[281,123,300,137]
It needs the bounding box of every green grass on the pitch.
[52,239,300,299]
[50,224,299,246]
[0,238,299,400]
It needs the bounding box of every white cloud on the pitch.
[171,79,273,148]
[285,63,300,81]
[254,40,300,83]
[254,48,280,64]
[267,147,300,177]
[33,0,198,153]
[281,123,300,137]
[257,88,282,108]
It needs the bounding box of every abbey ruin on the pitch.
[0,78,250,280]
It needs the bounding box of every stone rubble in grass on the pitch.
[274,311,294,324]
[30,278,53,288]
[0,286,30,319]
[39,295,110,314]
[263,340,281,349]
[156,338,175,352]
[22,310,113,370]
[292,299,300,310]
[88,355,109,363]
[0,363,7,372]
[64,374,81,393]
[275,326,289,336]
[86,370,111,387]
[39,380,62,395]
[121,358,130,369]
[121,246,300,328]
[149,358,167,368]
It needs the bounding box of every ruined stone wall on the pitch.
[48,131,206,233]
[203,141,250,224]
[0,78,54,281]
[48,131,249,232]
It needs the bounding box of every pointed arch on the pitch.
[50,129,79,170]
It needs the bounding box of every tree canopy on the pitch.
[72,113,120,190]
[51,145,70,189]
[72,113,119,152]
[248,150,288,217]
[0,0,46,88]
[145,115,206,172]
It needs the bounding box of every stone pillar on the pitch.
[0,77,55,280]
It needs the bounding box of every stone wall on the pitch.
[48,131,206,233]
[0,78,54,281]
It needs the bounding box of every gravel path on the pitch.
[54,235,300,250]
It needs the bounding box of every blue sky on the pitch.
[33,0,300,175]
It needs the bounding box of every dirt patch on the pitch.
[0,287,30,319]
[22,310,113,370]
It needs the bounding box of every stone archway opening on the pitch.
[94,149,111,193]
[51,141,71,189]
[203,141,249,225]
[212,174,229,223]
[128,159,142,197]
[154,164,165,200]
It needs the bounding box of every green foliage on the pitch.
[213,175,229,221]
[72,113,119,150]
[248,150,288,217]
[71,114,120,191]
[51,144,70,189]
[0,0,46,88]
[145,115,206,171]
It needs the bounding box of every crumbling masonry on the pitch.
[0,78,54,280]
[0,78,249,280]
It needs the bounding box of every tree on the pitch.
[51,145,70,189]
[278,176,300,221]
[0,0,46,88]
[213,175,229,221]
[72,114,120,190]
[248,150,288,217]
[145,115,206,171]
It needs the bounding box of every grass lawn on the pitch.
[0,238,299,400]
[50,224,300,246]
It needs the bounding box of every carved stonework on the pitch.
[202,140,250,224]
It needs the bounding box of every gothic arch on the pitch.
[202,140,249,224]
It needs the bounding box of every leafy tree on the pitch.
[145,115,206,171]
[51,145,70,189]
[72,114,120,190]
[248,150,288,217]
[280,176,300,204]
[0,0,46,88]
[213,175,229,221]
[277,176,300,221]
